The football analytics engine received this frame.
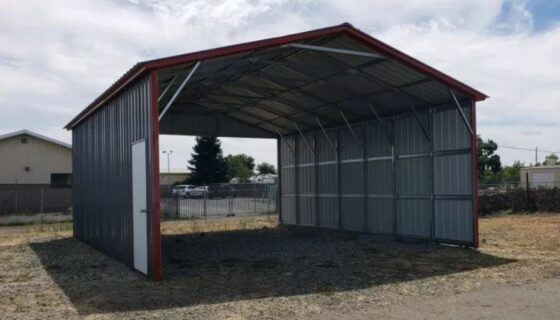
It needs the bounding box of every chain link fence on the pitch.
[0,182,72,215]
[161,183,278,220]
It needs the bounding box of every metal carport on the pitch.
[65,23,487,280]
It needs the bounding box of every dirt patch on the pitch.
[0,214,559,319]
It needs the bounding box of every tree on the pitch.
[477,135,502,179]
[502,161,523,183]
[256,162,276,174]
[225,154,255,182]
[545,153,559,165]
[187,136,227,185]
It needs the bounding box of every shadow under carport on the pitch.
[29,225,514,315]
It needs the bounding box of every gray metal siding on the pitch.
[72,75,152,268]
[278,103,474,246]
[434,199,473,242]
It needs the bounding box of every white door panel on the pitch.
[132,140,148,275]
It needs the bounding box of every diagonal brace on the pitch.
[449,88,474,135]
[158,74,178,103]
[159,61,201,122]
[407,99,430,141]
[273,127,295,156]
[368,104,394,145]
[340,111,362,147]
[293,121,315,154]
[315,117,337,151]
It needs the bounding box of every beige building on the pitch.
[160,168,189,187]
[520,165,560,189]
[0,130,72,186]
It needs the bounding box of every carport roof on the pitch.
[65,23,487,132]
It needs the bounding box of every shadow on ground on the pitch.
[30,226,514,315]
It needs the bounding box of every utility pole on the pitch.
[535,147,538,166]
[162,150,173,194]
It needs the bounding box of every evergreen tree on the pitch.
[187,136,227,185]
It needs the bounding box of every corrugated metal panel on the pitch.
[434,154,472,195]
[366,121,393,157]
[435,200,473,242]
[72,75,152,268]
[433,105,472,151]
[281,196,296,224]
[397,199,431,238]
[340,197,364,231]
[298,196,316,226]
[318,197,338,228]
[281,167,295,194]
[296,133,315,165]
[339,124,362,160]
[298,165,315,194]
[395,115,429,155]
[367,159,393,195]
[317,163,337,194]
[280,136,295,165]
[367,198,394,234]
[341,162,363,195]
[277,103,474,246]
[316,128,337,162]
[396,157,430,195]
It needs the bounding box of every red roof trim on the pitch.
[65,22,487,129]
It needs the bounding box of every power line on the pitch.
[499,145,560,154]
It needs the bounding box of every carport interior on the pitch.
[68,24,485,281]
[155,29,478,246]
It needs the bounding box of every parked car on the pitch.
[189,186,208,198]
[172,184,196,198]
[207,183,231,199]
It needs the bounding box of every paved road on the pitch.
[325,278,560,320]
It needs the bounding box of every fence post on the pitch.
[176,196,179,219]
[254,185,258,214]
[203,188,207,221]
[228,187,232,217]
[525,172,530,210]
[14,179,18,213]
[40,188,44,226]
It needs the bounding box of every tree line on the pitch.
[185,136,276,185]
[478,135,558,186]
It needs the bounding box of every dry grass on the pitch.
[162,215,277,235]
[0,213,559,320]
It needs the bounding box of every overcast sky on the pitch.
[1,0,559,170]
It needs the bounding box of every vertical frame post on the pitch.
[362,123,368,231]
[429,108,435,241]
[392,116,398,238]
[314,132,320,226]
[336,126,342,228]
[277,138,282,222]
[294,136,299,225]
[471,99,479,248]
[149,71,162,281]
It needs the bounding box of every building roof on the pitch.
[521,165,560,171]
[0,129,71,149]
[66,22,488,131]
[160,168,189,174]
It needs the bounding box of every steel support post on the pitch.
[362,123,368,231]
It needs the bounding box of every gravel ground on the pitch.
[0,214,559,319]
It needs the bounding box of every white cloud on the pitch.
[0,0,558,169]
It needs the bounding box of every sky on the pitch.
[0,0,559,170]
